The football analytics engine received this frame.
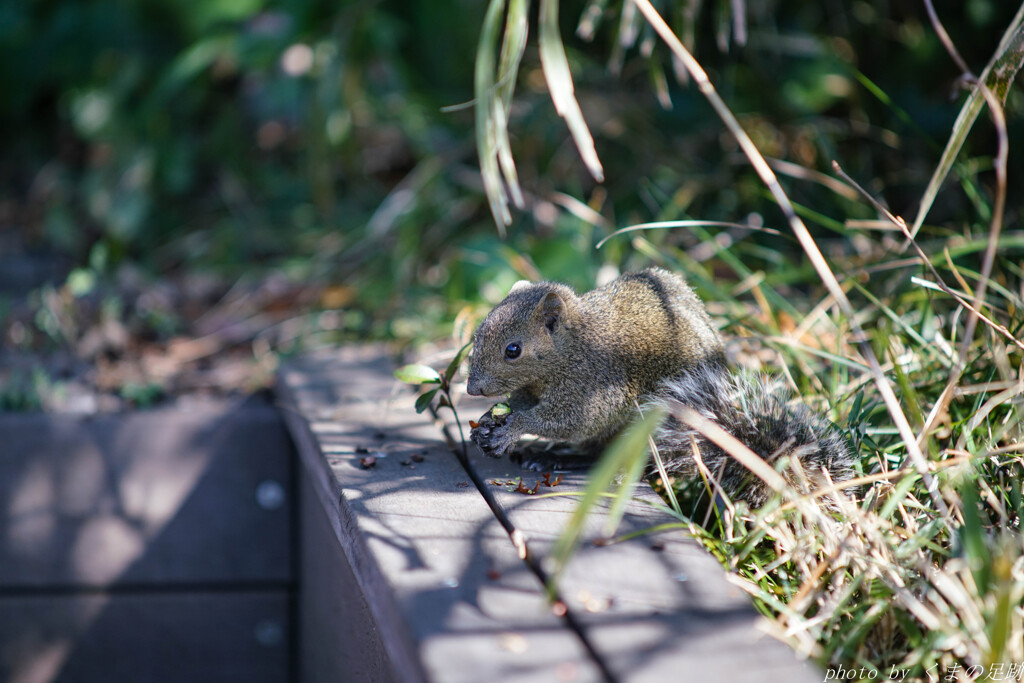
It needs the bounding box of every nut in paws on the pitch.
[471,411,516,458]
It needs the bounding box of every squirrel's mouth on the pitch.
[466,378,506,397]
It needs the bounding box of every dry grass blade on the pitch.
[830,163,1023,355]
[647,433,680,515]
[595,219,780,248]
[549,191,612,229]
[673,406,793,500]
[874,1,1017,447]
[629,0,953,524]
[773,454,975,512]
[909,2,1024,238]
[539,0,605,184]
[922,0,1011,356]
[759,156,860,201]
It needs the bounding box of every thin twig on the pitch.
[427,403,619,683]
[922,0,973,75]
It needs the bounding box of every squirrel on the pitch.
[466,267,855,507]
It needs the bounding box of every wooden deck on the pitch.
[0,345,821,682]
[0,404,294,683]
[277,346,820,683]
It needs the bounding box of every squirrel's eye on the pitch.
[504,342,521,360]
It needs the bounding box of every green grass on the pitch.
[681,281,1024,678]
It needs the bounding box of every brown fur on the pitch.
[467,268,724,453]
[467,268,853,505]
[648,364,855,506]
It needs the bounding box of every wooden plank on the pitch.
[0,405,292,588]
[487,473,817,680]
[0,592,290,683]
[298,456,398,683]
[278,347,601,683]
[278,346,820,682]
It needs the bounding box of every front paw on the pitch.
[471,412,517,458]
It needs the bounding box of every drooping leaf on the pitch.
[538,0,605,185]
[415,388,439,414]
[445,342,473,384]
[474,0,528,232]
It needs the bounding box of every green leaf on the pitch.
[604,434,651,536]
[154,35,236,102]
[394,364,442,385]
[444,342,473,384]
[66,268,97,298]
[959,474,990,595]
[415,388,439,414]
[878,470,921,520]
[987,535,1019,665]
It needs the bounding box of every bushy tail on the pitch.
[646,365,856,507]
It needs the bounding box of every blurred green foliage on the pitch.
[1,0,1021,341]
[4,3,1020,674]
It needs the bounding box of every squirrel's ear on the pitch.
[508,280,533,295]
[538,291,568,331]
